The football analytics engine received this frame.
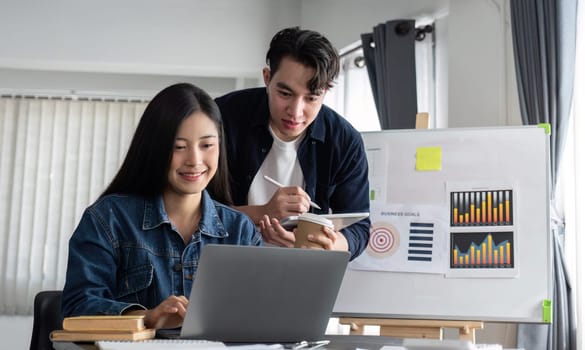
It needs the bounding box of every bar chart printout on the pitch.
[450,231,514,269]
[450,189,514,227]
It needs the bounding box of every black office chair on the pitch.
[29,290,63,350]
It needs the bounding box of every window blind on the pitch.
[0,96,146,314]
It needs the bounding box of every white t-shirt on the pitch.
[247,126,305,206]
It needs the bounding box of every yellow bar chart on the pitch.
[451,231,514,269]
[451,190,513,227]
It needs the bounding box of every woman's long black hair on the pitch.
[101,83,232,205]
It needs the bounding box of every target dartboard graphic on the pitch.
[367,222,400,258]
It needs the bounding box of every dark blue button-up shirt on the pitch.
[216,88,370,260]
[62,190,262,317]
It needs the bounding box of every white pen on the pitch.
[263,175,322,210]
[288,340,330,349]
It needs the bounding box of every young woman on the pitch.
[62,83,262,330]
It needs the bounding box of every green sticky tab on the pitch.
[370,190,376,201]
[415,146,442,171]
[538,123,551,135]
[542,299,552,323]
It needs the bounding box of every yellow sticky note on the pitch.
[416,147,442,171]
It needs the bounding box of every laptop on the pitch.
[179,244,350,343]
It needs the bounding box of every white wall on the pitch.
[0,0,299,77]
[0,316,33,350]
[0,0,522,348]
[0,0,298,97]
[447,0,521,127]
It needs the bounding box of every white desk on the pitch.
[52,335,503,350]
[53,334,402,350]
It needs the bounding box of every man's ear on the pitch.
[262,67,271,86]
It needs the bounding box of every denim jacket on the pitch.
[216,88,371,260]
[62,190,262,317]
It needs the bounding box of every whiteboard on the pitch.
[333,126,553,323]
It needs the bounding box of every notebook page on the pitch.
[96,339,226,350]
[97,340,285,350]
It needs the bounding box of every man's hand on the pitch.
[259,215,295,247]
[234,186,312,225]
[260,215,349,252]
[299,225,349,252]
[263,186,312,219]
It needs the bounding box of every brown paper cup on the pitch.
[294,213,334,248]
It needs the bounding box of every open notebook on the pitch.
[95,339,226,350]
[279,212,369,230]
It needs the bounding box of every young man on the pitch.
[216,27,370,260]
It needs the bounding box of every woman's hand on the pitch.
[125,295,188,330]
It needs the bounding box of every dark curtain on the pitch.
[510,0,577,349]
[361,19,417,130]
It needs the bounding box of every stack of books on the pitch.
[50,315,156,342]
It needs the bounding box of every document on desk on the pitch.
[96,339,286,350]
[96,339,226,349]
[381,339,503,350]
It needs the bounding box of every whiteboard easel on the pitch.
[333,126,552,324]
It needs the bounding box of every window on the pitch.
[0,95,146,314]
[324,45,380,132]
[324,23,436,132]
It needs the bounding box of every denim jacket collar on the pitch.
[141,190,228,239]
